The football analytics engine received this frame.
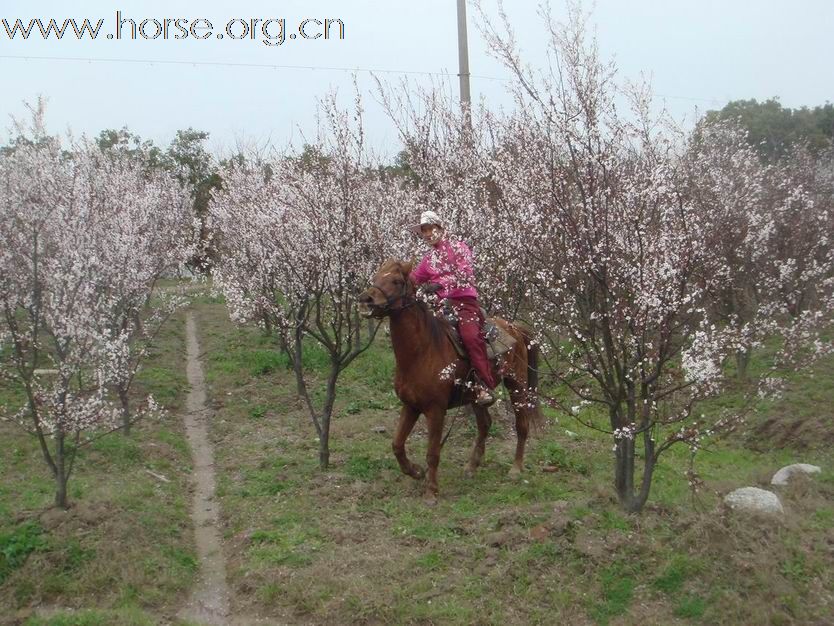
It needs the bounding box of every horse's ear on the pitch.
[401,261,413,276]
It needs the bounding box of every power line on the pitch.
[0,52,508,81]
[0,53,726,105]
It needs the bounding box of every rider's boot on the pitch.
[475,385,496,407]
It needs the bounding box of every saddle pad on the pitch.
[447,317,517,361]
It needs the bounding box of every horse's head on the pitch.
[359,259,415,318]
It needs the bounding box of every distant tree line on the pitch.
[93,127,222,273]
[703,98,834,161]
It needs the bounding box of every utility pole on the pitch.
[456,0,472,131]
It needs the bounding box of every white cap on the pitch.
[411,210,443,233]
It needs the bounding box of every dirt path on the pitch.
[178,310,231,625]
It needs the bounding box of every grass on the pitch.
[3,281,833,625]
[674,594,707,619]
[0,522,46,585]
[0,305,196,623]
[21,606,159,626]
[653,554,699,594]
[589,563,636,624]
[195,294,834,625]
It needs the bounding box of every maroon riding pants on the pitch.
[447,296,498,389]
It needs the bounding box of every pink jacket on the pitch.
[411,238,479,300]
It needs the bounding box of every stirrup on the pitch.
[475,388,496,407]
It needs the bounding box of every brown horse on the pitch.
[359,259,542,504]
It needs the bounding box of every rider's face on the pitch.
[420,224,443,246]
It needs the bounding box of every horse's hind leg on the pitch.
[465,405,492,477]
[393,404,424,480]
[506,382,529,476]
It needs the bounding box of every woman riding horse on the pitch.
[410,210,497,407]
[359,214,541,503]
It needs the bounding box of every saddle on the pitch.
[439,301,517,361]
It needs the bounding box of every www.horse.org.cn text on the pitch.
[1,12,346,47]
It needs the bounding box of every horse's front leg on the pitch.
[465,405,492,477]
[423,408,445,505]
[392,404,424,480]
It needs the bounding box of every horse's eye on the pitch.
[393,278,403,286]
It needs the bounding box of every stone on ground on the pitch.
[724,487,784,515]
[771,463,822,486]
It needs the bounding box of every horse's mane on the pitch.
[409,282,450,350]
[379,257,450,350]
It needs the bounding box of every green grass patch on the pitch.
[154,428,190,457]
[536,441,590,475]
[88,435,142,469]
[135,365,184,408]
[249,404,268,419]
[653,554,700,594]
[23,606,157,626]
[589,563,636,624]
[599,510,630,532]
[810,507,834,530]
[0,522,45,584]
[345,454,395,481]
[161,545,198,574]
[238,466,288,497]
[392,510,462,542]
[249,518,324,568]
[243,349,289,376]
[674,594,707,619]
[413,550,445,571]
[518,540,560,566]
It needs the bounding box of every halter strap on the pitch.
[368,278,416,313]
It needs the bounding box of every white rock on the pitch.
[724,487,784,515]
[771,463,822,486]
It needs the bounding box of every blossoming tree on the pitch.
[473,1,834,511]
[377,81,532,319]
[0,103,193,507]
[210,92,415,469]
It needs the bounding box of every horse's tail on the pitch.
[519,324,544,429]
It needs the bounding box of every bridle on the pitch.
[366,276,417,315]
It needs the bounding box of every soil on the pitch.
[177,311,232,625]
[749,413,834,450]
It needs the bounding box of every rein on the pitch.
[368,279,417,314]
[441,407,463,448]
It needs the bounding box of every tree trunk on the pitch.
[318,362,340,470]
[54,433,69,509]
[319,428,330,469]
[736,347,751,382]
[614,436,654,513]
[614,438,635,509]
[55,474,69,509]
[119,387,131,435]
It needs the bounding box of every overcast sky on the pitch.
[1,1,832,158]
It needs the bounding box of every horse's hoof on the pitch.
[464,464,477,478]
[422,492,438,507]
[410,465,425,480]
[508,465,522,478]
